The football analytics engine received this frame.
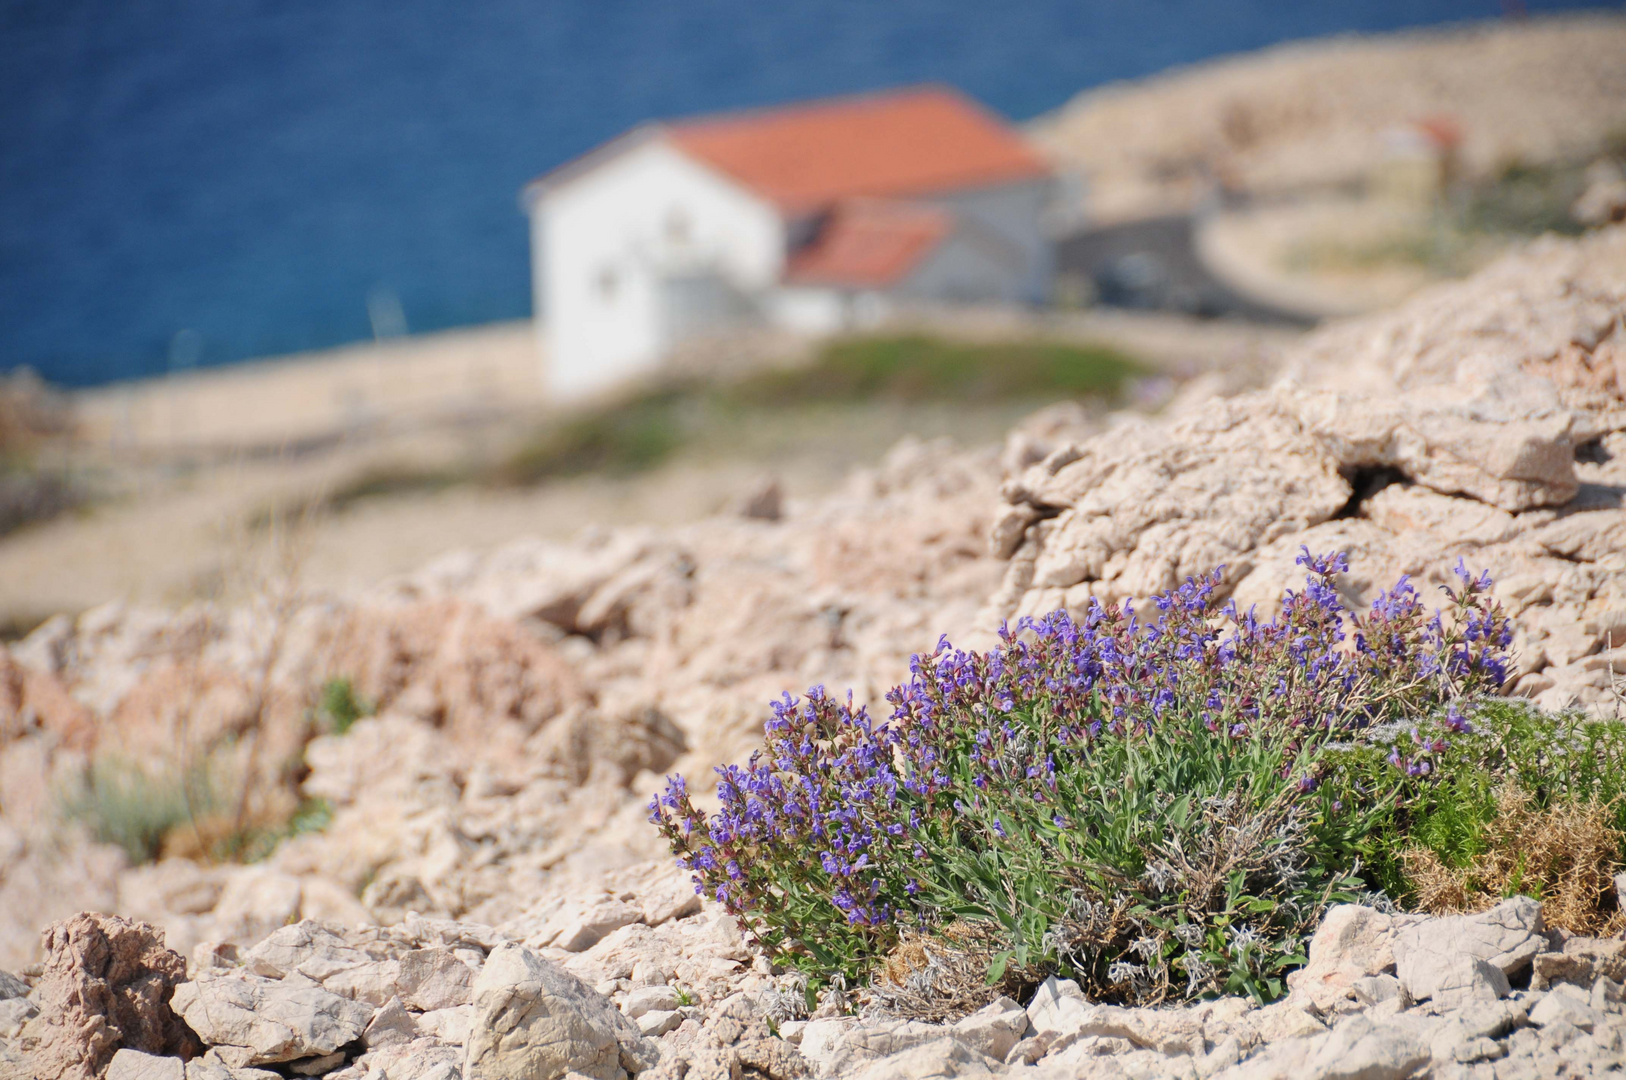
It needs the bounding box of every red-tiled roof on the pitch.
[667,85,1049,211]
[783,199,951,289]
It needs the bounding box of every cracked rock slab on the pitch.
[170,973,373,1067]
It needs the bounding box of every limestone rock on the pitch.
[169,973,373,1067]
[1529,987,1602,1032]
[1288,905,1411,1010]
[534,899,645,954]
[463,942,656,1080]
[12,912,198,1080]
[241,922,369,982]
[361,996,417,1049]
[1408,954,1511,1008]
[208,870,303,950]
[949,997,1027,1061]
[817,1019,950,1075]
[621,986,679,1020]
[1003,395,1349,610]
[1301,1014,1431,1080]
[105,1049,185,1080]
[1530,935,1626,991]
[1024,976,1090,1037]
[1392,897,1544,1004]
[398,947,475,1012]
[0,997,38,1040]
[840,1038,999,1080]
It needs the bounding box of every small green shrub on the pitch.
[315,676,372,735]
[653,554,1519,1007]
[1323,699,1626,926]
[59,755,215,864]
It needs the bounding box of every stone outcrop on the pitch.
[5,913,197,1080]
[989,227,1626,715]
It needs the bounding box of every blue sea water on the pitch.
[0,0,1616,386]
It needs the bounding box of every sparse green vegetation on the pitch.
[493,387,689,485]
[59,749,337,866]
[314,676,372,736]
[322,462,465,512]
[256,334,1147,521]
[59,755,214,864]
[215,796,334,864]
[1328,699,1626,933]
[1461,159,1592,238]
[729,335,1144,407]
[328,334,1146,501]
[1286,137,1626,278]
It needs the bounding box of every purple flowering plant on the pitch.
[650,551,1516,1004]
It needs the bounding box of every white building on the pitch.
[523,85,1056,400]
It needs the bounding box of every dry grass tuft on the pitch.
[868,921,1035,1022]
[1402,786,1626,935]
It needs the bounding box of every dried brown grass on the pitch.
[1401,786,1626,936]
[868,921,1036,1022]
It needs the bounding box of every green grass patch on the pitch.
[323,462,466,511]
[730,335,1144,407]
[493,387,689,486]
[490,334,1144,488]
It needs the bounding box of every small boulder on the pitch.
[241,922,368,982]
[1393,897,1544,1003]
[463,942,657,1080]
[1530,935,1626,991]
[636,1011,681,1038]
[1529,988,1602,1033]
[399,948,475,1012]
[1410,954,1510,1008]
[105,1049,184,1080]
[621,986,680,1020]
[1024,976,1089,1036]
[841,1038,999,1080]
[1287,905,1411,1010]
[170,973,372,1067]
[1301,1014,1430,1080]
[11,912,199,1080]
[537,899,644,954]
[950,997,1027,1061]
[362,996,417,1049]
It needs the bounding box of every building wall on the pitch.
[923,177,1056,304]
[897,227,1030,303]
[535,139,783,401]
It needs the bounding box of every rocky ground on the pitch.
[3,885,1625,1078]
[2,225,1626,1078]
[1031,13,1626,226]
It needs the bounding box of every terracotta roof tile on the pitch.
[783,199,951,289]
[668,85,1049,211]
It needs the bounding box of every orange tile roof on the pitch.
[667,85,1049,211]
[783,199,951,289]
